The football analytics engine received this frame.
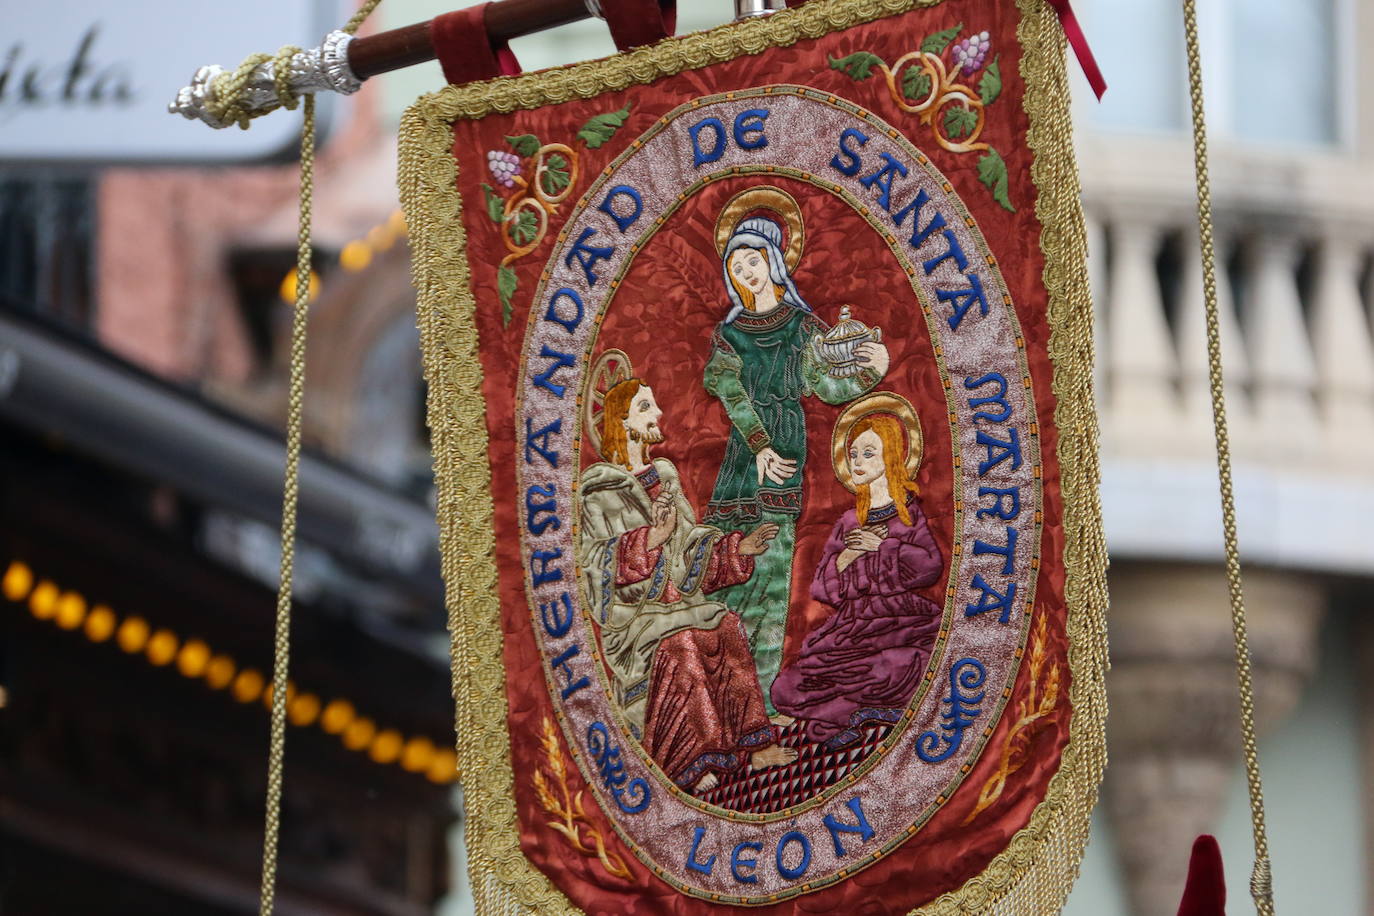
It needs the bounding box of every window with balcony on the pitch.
[0,172,96,329]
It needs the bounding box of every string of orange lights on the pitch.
[278,208,408,305]
[3,558,458,786]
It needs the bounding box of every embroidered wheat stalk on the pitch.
[531,716,633,880]
[964,613,1061,824]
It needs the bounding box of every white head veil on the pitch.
[721,216,813,324]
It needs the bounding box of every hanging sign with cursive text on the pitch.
[2,0,335,162]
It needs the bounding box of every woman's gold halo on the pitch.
[831,391,924,493]
[582,348,634,457]
[713,185,805,272]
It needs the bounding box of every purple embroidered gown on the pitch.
[771,497,944,746]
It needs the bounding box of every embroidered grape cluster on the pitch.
[952,32,991,75]
[487,150,522,188]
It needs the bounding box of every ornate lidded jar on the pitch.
[810,305,883,377]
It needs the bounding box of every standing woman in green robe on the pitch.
[703,189,889,719]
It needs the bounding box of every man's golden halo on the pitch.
[831,391,925,493]
[582,348,635,457]
[713,185,805,273]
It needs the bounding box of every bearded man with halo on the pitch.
[576,353,798,793]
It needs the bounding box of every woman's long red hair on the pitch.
[850,413,920,525]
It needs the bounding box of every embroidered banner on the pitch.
[400,1,1107,912]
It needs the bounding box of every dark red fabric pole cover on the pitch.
[433,3,522,86]
[601,0,676,51]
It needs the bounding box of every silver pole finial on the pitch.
[735,0,786,19]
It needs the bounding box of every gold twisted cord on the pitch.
[256,4,384,912]
[259,91,314,916]
[208,0,383,129]
[1180,1,1274,912]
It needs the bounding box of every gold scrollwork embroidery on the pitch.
[964,611,1061,824]
[828,23,1015,211]
[531,716,634,881]
[480,106,633,325]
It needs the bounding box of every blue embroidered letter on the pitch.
[939,273,990,330]
[922,229,970,275]
[732,109,769,150]
[686,826,716,875]
[730,842,762,884]
[976,427,1022,475]
[544,288,583,333]
[525,484,559,535]
[973,527,1018,575]
[775,831,812,881]
[530,548,563,587]
[892,187,946,250]
[549,643,590,699]
[829,127,869,176]
[564,228,615,286]
[688,117,727,167]
[597,185,642,232]
[964,372,1011,422]
[977,486,1021,520]
[531,346,576,398]
[822,797,874,856]
[525,417,561,468]
[965,574,1017,623]
[540,592,574,638]
[858,152,908,213]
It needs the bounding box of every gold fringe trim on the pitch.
[398,0,1108,912]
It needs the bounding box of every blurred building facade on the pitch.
[2,1,1370,914]
[0,31,458,916]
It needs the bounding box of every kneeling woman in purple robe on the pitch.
[771,400,944,748]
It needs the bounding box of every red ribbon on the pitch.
[1048,0,1107,99]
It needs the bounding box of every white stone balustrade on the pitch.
[1078,141,1374,575]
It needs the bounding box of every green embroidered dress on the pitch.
[703,305,880,712]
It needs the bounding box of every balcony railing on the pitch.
[1079,137,1374,574]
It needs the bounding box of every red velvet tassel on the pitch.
[1177,835,1227,916]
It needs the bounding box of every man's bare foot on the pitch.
[750,745,799,770]
[769,714,796,727]
[694,772,719,793]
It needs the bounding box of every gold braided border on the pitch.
[398,1,1107,912]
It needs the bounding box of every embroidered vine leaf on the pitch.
[829,51,885,81]
[497,264,517,326]
[979,55,1002,105]
[944,106,978,140]
[921,23,963,55]
[511,210,540,246]
[901,64,933,101]
[578,104,631,149]
[480,184,504,223]
[977,147,1015,212]
[540,153,571,195]
[505,134,541,158]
